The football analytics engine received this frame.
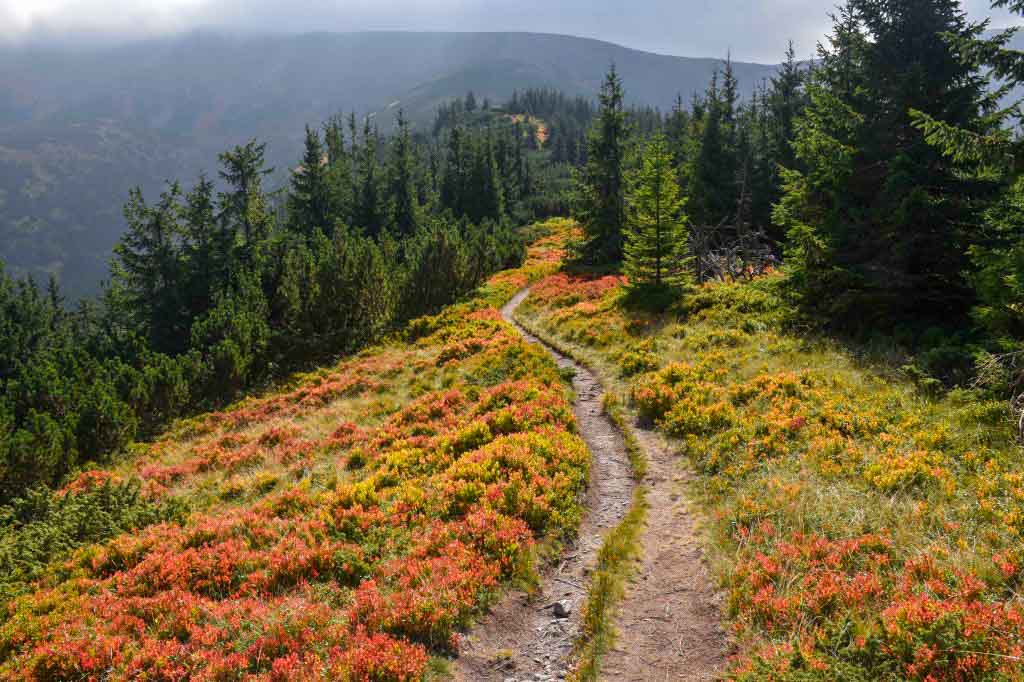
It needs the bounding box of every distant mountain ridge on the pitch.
[0,31,777,132]
[0,31,780,296]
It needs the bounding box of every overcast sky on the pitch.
[1,0,1019,63]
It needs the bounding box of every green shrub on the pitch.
[0,480,186,604]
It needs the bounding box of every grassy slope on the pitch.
[0,220,587,680]
[516,268,1024,680]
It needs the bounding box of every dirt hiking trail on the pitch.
[452,288,725,681]
[599,424,727,681]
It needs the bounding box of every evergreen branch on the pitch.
[910,108,1015,176]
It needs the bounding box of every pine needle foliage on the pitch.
[623,134,691,294]
[573,65,629,264]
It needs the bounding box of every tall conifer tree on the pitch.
[774,0,990,325]
[111,184,185,353]
[574,65,628,262]
[355,121,383,237]
[218,140,273,263]
[288,126,332,239]
[624,135,691,291]
[387,110,419,237]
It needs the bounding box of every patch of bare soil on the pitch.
[599,424,728,681]
[452,289,634,682]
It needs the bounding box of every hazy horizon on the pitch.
[0,27,797,64]
[3,0,1019,64]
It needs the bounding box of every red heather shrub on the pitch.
[730,529,1024,679]
[530,273,625,307]
[202,359,393,432]
[327,630,428,681]
[786,416,807,432]
[352,544,500,648]
[630,374,680,422]
[451,508,533,574]
[436,338,489,366]
[2,247,587,681]
[58,470,122,496]
[259,426,302,448]
[138,459,206,486]
[875,558,1024,680]
[473,380,574,435]
[486,270,530,294]
[731,531,893,631]
[329,421,368,452]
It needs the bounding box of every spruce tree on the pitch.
[769,42,806,172]
[574,64,628,263]
[911,0,1024,343]
[467,132,504,222]
[181,174,230,320]
[111,183,186,353]
[288,126,332,239]
[688,72,734,228]
[323,115,346,165]
[322,114,353,228]
[348,113,361,217]
[440,126,467,216]
[218,140,273,263]
[774,0,990,325]
[386,110,419,237]
[749,84,780,236]
[721,55,739,128]
[355,121,383,237]
[665,95,691,167]
[624,135,691,292]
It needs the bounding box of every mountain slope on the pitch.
[0,223,585,679]
[0,31,776,133]
[0,31,778,296]
[515,266,1024,679]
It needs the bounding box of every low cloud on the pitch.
[1,0,1018,62]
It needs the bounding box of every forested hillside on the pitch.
[0,31,777,297]
[0,92,580,505]
[5,0,1024,679]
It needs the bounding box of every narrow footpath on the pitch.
[454,288,726,681]
[454,289,634,681]
[598,424,727,681]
